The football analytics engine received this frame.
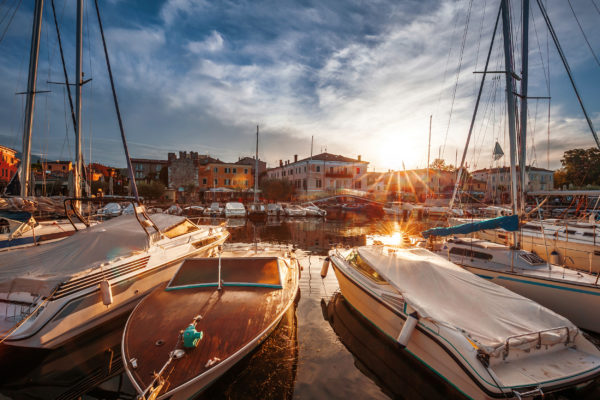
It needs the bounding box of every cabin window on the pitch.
[449,247,493,261]
[346,251,387,284]
[522,224,542,232]
[565,230,577,235]
[519,253,545,265]
[583,232,595,237]
[163,220,199,239]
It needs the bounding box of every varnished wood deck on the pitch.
[123,257,298,397]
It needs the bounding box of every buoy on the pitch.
[550,250,560,265]
[100,280,113,306]
[320,257,330,278]
[397,312,419,349]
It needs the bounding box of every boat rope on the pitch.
[567,0,600,69]
[0,286,58,345]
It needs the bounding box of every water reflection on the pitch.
[2,216,599,399]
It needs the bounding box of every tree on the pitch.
[429,158,455,171]
[260,178,295,201]
[137,181,166,200]
[560,148,600,187]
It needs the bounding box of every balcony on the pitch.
[325,172,353,178]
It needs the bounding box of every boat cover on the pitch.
[421,214,518,239]
[0,214,186,297]
[358,246,577,356]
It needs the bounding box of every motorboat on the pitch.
[0,203,229,349]
[122,245,300,399]
[266,203,283,217]
[203,202,223,217]
[247,203,267,221]
[284,205,306,217]
[183,205,204,217]
[303,203,326,217]
[97,202,122,218]
[224,202,246,218]
[437,237,600,333]
[0,210,86,250]
[165,204,183,216]
[122,203,135,215]
[327,245,600,399]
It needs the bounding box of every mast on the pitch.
[426,115,431,201]
[519,0,529,214]
[254,125,259,203]
[20,0,44,198]
[501,0,519,246]
[74,0,83,202]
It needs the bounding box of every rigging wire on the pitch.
[0,0,22,45]
[567,0,600,68]
[442,0,474,159]
[592,0,600,15]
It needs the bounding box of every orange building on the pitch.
[44,160,73,174]
[0,145,18,185]
[198,162,254,190]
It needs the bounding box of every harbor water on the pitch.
[0,215,599,400]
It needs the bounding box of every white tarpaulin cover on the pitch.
[0,214,185,296]
[358,246,577,356]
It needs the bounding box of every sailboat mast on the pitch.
[20,0,44,198]
[426,115,431,200]
[501,0,519,246]
[74,0,83,201]
[254,125,259,203]
[519,0,529,214]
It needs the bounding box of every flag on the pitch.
[493,141,504,161]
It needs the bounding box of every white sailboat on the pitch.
[327,245,600,399]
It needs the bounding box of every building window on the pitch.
[202,178,207,185]
[316,179,322,188]
[214,167,218,173]
[356,167,360,174]
[316,166,320,172]
[233,168,237,174]
[214,178,218,186]
[329,167,334,173]
[245,180,248,186]
[282,171,286,176]
[244,168,248,174]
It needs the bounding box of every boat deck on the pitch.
[123,256,297,397]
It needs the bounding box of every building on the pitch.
[131,158,168,183]
[235,156,267,177]
[472,166,554,201]
[266,152,369,199]
[88,163,118,182]
[198,161,254,190]
[0,145,18,187]
[43,160,72,175]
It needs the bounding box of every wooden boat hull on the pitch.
[122,255,299,399]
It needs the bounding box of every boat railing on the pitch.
[63,197,161,240]
[498,326,575,359]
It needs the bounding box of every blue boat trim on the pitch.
[496,275,600,296]
[422,215,519,238]
[166,282,282,291]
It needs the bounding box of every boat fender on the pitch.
[321,257,330,278]
[100,280,113,306]
[183,324,203,348]
[550,250,560,265]
[397,312,419,349]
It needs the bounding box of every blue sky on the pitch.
[0,0,598,172]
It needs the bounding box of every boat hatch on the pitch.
[166,257,282,291]
[518,252,545,266]
[163,220,199,239]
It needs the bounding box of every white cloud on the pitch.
[187,30,225,53]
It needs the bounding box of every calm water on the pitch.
[0,215,599,400]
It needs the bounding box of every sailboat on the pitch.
[247,126,267,221]
[0,1,230,349]
[425,0,600,333]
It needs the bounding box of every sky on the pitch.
[0,0,599,172]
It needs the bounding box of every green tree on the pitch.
[560,148,600,187]
[260,178,295,201]
[137,181,166,200]
[429,158,455,171]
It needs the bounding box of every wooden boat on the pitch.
[327,245,600,399]
[122,246,300,399]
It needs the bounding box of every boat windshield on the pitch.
[345,250,387,284]
[167,257,282,290]
[163,219,199,239]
